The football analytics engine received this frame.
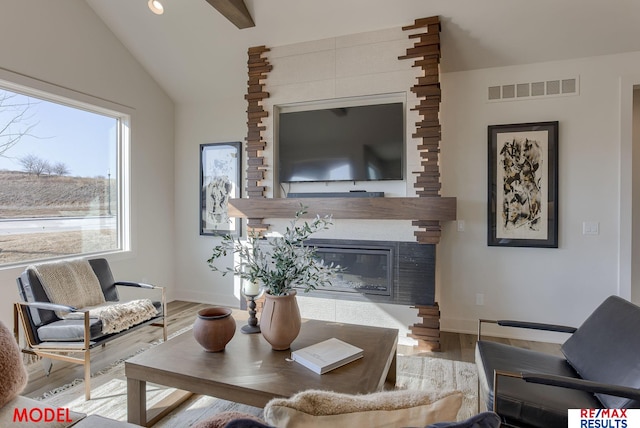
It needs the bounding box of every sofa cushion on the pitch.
[37,318,105,342]
[561,295,640,409]
[476,340,600,428]
[0,320,28,408]
[88,258,119,301]
[263,389,462,428]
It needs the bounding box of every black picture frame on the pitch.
[488,121,558,248]
[200,142,242,236]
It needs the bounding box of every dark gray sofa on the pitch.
[476,295,640,427]
[14,258,167,400]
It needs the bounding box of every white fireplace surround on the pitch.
[253,26,427,346]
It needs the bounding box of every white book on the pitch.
[291,338,364,374]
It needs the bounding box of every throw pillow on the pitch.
[263,389,462,428]
[0,320,28,408]
[426,411,502,428]
[193,411,267,428]
[224,419,274,428]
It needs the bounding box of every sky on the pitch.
[0,89,117,178]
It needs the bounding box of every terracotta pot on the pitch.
[260,289,301,350]
[193,307,236,352]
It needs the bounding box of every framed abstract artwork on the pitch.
[200,142,241,236]
[488,121,558,248]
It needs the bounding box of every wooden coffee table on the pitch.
[125,318,398,426]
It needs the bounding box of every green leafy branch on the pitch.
[207,205,342,296]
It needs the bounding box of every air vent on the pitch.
[488,77,579,102]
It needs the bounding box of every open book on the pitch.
[291,338,364,374]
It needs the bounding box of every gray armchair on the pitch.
[475,295,640,427]
[14,258,167,400]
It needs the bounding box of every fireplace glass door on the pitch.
[311,247,392,297]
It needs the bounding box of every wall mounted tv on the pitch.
[277,102,404,183]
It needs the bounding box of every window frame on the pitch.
[0,68,131,269]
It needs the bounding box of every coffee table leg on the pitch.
[386,352,397,385]
[127,377,147,426]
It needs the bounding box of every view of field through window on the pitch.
[0,85,122,266]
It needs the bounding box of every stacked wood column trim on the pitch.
[408,303,441,351]
[245,45,272,232]
[399,16,442,245]
[400,16,443,351]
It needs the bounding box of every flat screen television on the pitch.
[277,102,404,183]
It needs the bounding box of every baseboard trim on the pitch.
[173,290,240,308]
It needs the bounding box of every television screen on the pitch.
[278,102,404,183]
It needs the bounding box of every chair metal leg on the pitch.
[84,351,91,400]
[162,287,168,341]
[477,376,481,412]
[493,370,523,414]
[41,358,53,376]
[84,310,91,400]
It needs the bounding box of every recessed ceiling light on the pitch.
[148,0,164,15]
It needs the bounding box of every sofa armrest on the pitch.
[15,302,92,350]
[114,283,167,339]
[478,318,576,340]
[18,301,78,313]
[521,372,640,402]
[497,320,577,333]
[114,281,156,289]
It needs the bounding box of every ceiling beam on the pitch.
[204,0,255,29]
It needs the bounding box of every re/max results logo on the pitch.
[568,409,640,428]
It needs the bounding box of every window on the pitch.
[0,79,130,267]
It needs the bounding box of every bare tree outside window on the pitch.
[19,154,50,176]
[52,162,70,176]
[0,90,38,157]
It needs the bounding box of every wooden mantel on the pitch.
[228,197,456,222]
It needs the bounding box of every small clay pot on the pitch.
[193,307,236,352]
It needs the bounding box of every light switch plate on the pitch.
[582,221,599,235]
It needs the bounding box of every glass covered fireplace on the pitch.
[300,239,435,306]
[314,245,393,297]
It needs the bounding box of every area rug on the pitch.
[39,345,478,426]
[40,366,264,427]
[396,355,478,421]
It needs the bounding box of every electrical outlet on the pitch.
[476,293,484,306]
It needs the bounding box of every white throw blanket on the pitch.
[31,259,158,334]
[31,259,105,311]
[62,299,159,335]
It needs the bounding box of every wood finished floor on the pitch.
[23,300,562,399]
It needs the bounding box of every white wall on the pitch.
[0,0,175,328]
[440,54,638,339]
[174,23,639,342]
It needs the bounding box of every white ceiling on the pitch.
[86,0,640,105]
